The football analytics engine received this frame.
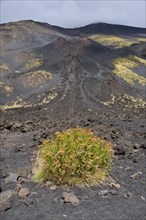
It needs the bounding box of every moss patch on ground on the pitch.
[101,94,146,110]
[0,97,25,110]
[89,35,137,48]
[0,63,9,71]
[4,85,13,93]
[136,38,146,43]
[25,58,43,70]
[112,56,146,86]
[0,83,13,94]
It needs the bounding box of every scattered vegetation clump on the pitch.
[0,63,9,71]
[122,94,146,109]
[4,85,13,93]
[41,92,57,104]
[0,82,4,86]
[101,94,146,109]
[23,70,53,87]
[113,56,146,86]
[33,127,113,186]
[25,58,43,70]
[0,97,25,110]
[90,35,137,48]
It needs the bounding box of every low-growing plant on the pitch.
[33,127,113,186]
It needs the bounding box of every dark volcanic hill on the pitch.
[0,20,146,120]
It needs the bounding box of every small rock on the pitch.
[115,147,126,156]
[11,122,22,130]
[31,192,37,196]
[108,182,120,189]
[125,192,132,198]
[0,199,11,211]
[0,157,5,162]
[110,190,117,195]
[33,134,39,141]
[124,166,132,172]
[17,168,28,178]
[133,149,139,153]
[126,141,133,148]
[50,185,58,191]
[25,120,32,125]
[22,199,33,206]
[4,122,14,130]
[62,192,79,206]
[133,143,140,149]
[45,181,53,187]
[130,172,142,179]
[18,187,30,199]
[14,146,23,152]
[1,128,8,133]
[84,122,90,127]
[21,125,31,133]
[98,190,108,197]
[15,183,22,192]
[2,172,7,178]
[17,177,27,184]
[140,143,146,149]
[29,142,36,148]
[0,190,15,211]
[0,190,15,200]
[133,159,138,163]
[5,173,18,184]
[140,196,145,201]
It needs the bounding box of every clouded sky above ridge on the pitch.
[1,0,146,28]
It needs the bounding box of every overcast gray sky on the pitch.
[1,0,146,28]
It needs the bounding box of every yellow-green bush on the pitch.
[33,127,113,186]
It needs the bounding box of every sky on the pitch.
[1,0,146,28]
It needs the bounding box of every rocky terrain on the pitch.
[0,20,146,220]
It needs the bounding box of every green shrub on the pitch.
[33,127,113,186]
